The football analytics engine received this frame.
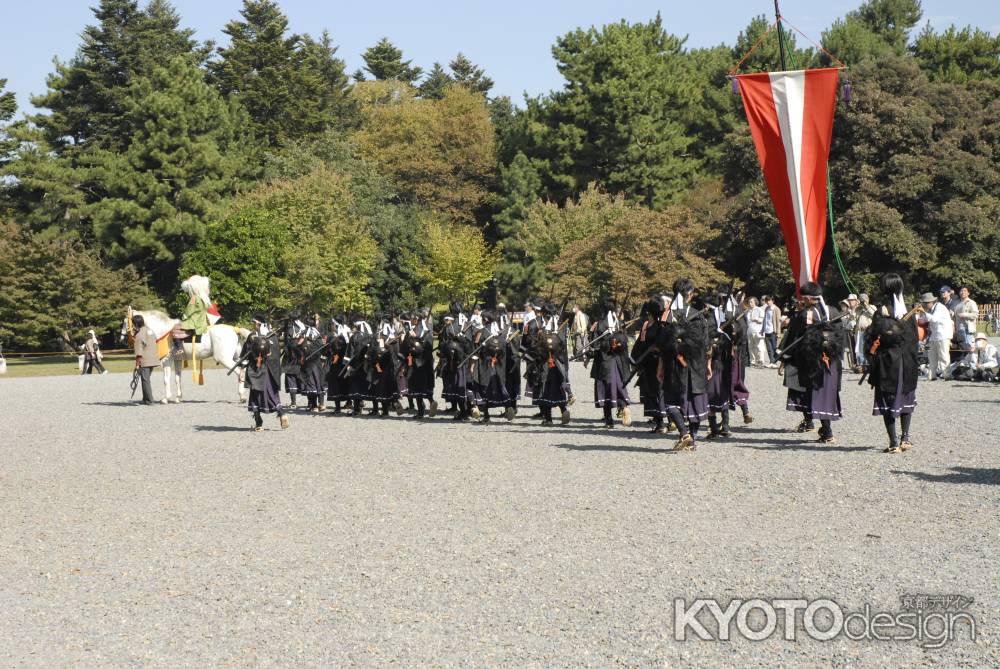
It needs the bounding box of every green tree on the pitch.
[912,24,1000,83]
[0,78,15,166]
[0,220,159,349]
[821,0,922,66]
[492,152,543,298]
[181,166,379,319]
[2,0,204,237]
[30,0,203,153]
[411,216,500,305]
[210,0,351,146]
[300,30,356,129]
[732,15,813,73]
[449,53,493,96]
[360,37,422,84]
[517,15,700,208]
[85,56,248,293]
[355,83,496,221]
[419,63,452,100]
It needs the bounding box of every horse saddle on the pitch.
[171,327,192,340]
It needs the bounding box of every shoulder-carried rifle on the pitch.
[227,332,279,375]
[567,317,639,362]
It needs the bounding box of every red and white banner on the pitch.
[736,68,839,288]
[207,303,222,326]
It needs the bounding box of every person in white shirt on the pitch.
[570,305,590,356]
[950,332,998,381]
[745,297,767,367]
[918,292,954,380]
[954,286,979,348]
[761,295,781,366]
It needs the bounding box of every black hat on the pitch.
[252,313,267,324]
[799,282,823,297]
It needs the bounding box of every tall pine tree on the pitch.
[515,15,699,208]
[210,0,351,146]
[419,63,452,100]
[30,0,202,153]
[0,78,15,167]
[360,38,422,84]
[85,57,246,293]
[449,53,493,96]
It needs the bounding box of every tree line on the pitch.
[0,0,997,348]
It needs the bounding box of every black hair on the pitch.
[799,281,823,297]
[672,278,694,297]
[132,314,145,328]
[879,273,904,298]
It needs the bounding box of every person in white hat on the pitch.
[951,332,998,382]
[917,291,954,380]
[81,330,107,375]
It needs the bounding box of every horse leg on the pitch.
[160,359,171,404]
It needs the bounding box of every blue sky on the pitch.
[3,0,997,114]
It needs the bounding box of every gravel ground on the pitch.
[2,360,998,667]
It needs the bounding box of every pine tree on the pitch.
[449,53,493,96]
[361,38,422,83]
[210,1,351,146]
[493,152,544,299]
[523,15,699,208]
[30,0,201,153]
[0,78,15,166]
[300,30,356,129]
[85,56,245,293]
[419,63,452,100]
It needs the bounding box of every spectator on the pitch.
[746,297,767,367]
[854,293,876,369]
[81,329,107,375]
[918,292,954,380]
[950,332,998,382]
[839,295,859,370]
[570,305,590,356]
[939,285,960,313]
[761,295,781,366]
[954,286,979,348]
[132,314,159,404]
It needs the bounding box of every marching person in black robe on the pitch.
[632,298,670,433]
[366,315,402,417]
[439,313,473,420]
[469,311,511,423]
[660,278,710,451]
[704,286,751,439]
[864,273,919,453]
[400,308,437,419]
[589,297,632,429]
[299,315,328,413]
[281,311,308,408]
[240,313,288,431]
[779,281,843,444]
[529,301,571,426]
[501,305,521,418]
[325,315,351,414]
[519,299,544,407]
[345,318,372,416]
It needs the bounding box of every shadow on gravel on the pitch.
[194,425,250,432]
[83,400,214,406]
[892,467,1000,486]
[516,428,663,439]
[730,439,870,452]
[554,442,675,454]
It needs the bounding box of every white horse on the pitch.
[120,307,250,403]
